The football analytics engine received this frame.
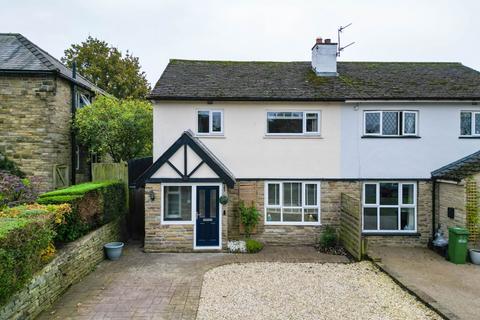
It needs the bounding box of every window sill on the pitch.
[361,135,421,139]
[161,220,194,225]
[265,222,321,226]
[458,136,480,139]
[263,135,323,139]
[195,134,225,139]
[362,232,420,236]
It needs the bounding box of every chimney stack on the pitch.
[311,37,338,76]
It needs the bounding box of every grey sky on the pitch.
[1,0,479,86]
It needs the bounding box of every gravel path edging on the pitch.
[368,255,459,320]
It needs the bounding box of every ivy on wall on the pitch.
[465,177,479,243]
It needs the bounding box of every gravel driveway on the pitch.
[197,261,441,320]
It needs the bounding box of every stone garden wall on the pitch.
[0,219,121,320]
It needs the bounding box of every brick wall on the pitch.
[0,219,121,320]
[0,75,72,192]
[364,181,433,248]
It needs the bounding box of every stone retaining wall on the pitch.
[0,219,121,320]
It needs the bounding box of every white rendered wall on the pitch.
[341,102,480,179]
[153,101,342,179]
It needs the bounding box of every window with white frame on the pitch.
[266,111,320,135]
[197,110,223,134]
[265,182,320,224]
[362,182,416,232]
[364,111,418,136]
[460,111,480,136]
[163,186,192,221]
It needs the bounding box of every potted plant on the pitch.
[104,241,124,260]
[469,248,480,265]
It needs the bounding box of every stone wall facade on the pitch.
[435,180,467,240]
[144,183,228,252]
[227,180,361,246]
[0,75,91,192]
[363,181,433,248]
[144,180,435,251]
[0,219,122,320]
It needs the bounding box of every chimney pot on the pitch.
[316,37,323,44]
[324,38,331,44]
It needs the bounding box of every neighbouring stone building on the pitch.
[0,33,106,192]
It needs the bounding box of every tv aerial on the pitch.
[337,23,355,56]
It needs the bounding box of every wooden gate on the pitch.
[339,193,364,260]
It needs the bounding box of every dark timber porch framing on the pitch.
[136,130,235,187]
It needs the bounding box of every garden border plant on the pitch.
[236,201,264,253]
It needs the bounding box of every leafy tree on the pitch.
[74,96,153,162]
[62,36,150,99]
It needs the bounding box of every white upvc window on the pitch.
[364,111,418,136]
[163,185,192,221]
[460,111,480,136]
[265,181,321,225]
[362,182,417,233]
[266,111,320,135]
[197,110,223,135]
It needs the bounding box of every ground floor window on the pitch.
[265,181,320,225]
[163,186,192,221]
[362,182,416,232]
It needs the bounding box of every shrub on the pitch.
[0,214,56,305]
[0,153,24,178]
[0,171,40,208]
[245,239,263,253]
[239,201,261,238]
[38,181,126,242]
[319,226,337,249]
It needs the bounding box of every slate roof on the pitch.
[149,59,480,101]
[432,150,480,181]
[0,33,106,94]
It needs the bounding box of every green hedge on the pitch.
[37,181,125,242]
[0,212,56,305]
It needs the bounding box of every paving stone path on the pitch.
[37,244,348,320]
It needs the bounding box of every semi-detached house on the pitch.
[139,38,480,252]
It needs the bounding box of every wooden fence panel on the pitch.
[340,193,363,260]
[92,163,129,209]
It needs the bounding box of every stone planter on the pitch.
[469,249,480,265]
[104,242,124,261]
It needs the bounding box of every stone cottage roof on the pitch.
[432,150,480,181]
[0,33,106,94]
[149,59,480,101]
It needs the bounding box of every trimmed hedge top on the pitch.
[0,218,29,238]
[39,181,120,198]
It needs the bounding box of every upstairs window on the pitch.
[460,111,480,136]
[197,110,223,135]
[266,111,320,135]
[364,111,418,136]
[76,93,91,109]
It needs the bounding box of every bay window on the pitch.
[364,111,418,136]
[267,111,320,135]
[265,181,320,225]
[460,111,480,136]
[362,182,416,232]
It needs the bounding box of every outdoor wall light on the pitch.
[353,103,359,111]
[149,190,155,201]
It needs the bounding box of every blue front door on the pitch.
[196,186,220,247]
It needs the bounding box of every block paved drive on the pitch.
[37,244,348,320]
